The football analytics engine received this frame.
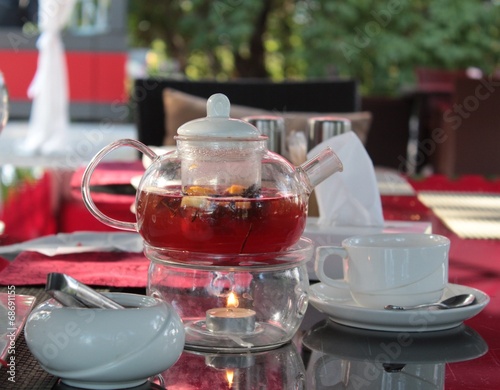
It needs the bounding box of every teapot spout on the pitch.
[298,147,343,192]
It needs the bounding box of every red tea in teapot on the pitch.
[136,184,307,254]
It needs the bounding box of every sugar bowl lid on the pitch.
[176,93,261,138]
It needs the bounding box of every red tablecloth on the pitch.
[0,251,149,288]
[408,174,500,193]
[0,170,57,244]
[381,174,500,390]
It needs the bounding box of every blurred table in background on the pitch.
[59,161,143,232]
[0,166,57,245]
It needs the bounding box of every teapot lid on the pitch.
[177,93,261,138]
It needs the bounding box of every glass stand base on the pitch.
[184,320,291,352]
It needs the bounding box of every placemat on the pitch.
[418,191,500,239]
[0,287,57,390]
[0,293,36,367]
[0,251,149,287]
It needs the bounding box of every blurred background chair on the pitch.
[133,78,361,147]
[361,94,414,172]
[415,67,470,91]
[434,77,500,177]
[413,67,482,172]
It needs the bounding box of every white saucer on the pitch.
[309,283,489,332]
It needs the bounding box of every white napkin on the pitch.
[308,132,384,227]
[0,232,143,258]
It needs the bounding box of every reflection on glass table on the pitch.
[0,70,8,133]
[0,70,8,236]
[161,342,306,389]
[302,319,487,390]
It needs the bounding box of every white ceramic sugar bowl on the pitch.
[24,293,185,389]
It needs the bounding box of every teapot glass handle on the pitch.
[81,139,157,232]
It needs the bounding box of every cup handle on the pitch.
[314,246,349,289]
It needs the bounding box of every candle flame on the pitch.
[227,292,239,308]
[226,369,234,388]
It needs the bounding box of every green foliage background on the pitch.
[128,0,500,96]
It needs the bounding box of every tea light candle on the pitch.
[206,307,256,333]
[206,292,256,334]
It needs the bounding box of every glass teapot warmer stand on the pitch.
[146,238,312,353]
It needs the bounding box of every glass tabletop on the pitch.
[0,284,497,390]
[0,174,499,389]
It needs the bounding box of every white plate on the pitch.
[304,217,433,247]
[0,232,143,258]
[141,146,176,169]
[309,283,489,332]
[130,175,142,189]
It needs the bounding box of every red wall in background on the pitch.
[0,51,37,100]
[0,50,127,103]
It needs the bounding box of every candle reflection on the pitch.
[160,343,305,389]
[226,369,234,388]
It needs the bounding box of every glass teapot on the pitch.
[82,94,342,254]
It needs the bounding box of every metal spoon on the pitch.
[385,294,476,311]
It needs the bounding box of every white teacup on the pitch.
[314,233,450,309]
